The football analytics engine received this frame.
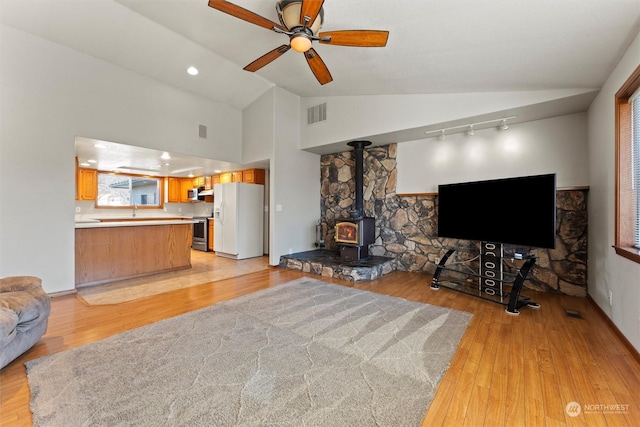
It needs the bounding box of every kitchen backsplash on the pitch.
[75,200,213,218]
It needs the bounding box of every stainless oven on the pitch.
[192,217,208,252]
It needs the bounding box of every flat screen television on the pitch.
[437,173,557,249]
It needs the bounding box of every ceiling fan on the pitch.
[207,0,389,85]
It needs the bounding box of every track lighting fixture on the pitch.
[425,116,516,139]
[466,125,474,137]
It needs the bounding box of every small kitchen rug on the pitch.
[76,254,269,305]
[28,277,472,426]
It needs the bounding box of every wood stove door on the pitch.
[335,222,359,244]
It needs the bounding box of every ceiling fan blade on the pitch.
[318,30,389,47]
[304,48,333,85]
[208,0,286,32]
[243,45,291,72]
[299,0,324,28]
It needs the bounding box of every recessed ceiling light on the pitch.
[188,173,194,178]
[187,66,199,76]
[214,169,222,173]
[94,143,106,149]
[161,152,171,160]
[80,162,90,167]
[87,159,97,164]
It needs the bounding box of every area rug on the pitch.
[27,277,472,426]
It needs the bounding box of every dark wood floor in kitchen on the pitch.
[1,267,639,426]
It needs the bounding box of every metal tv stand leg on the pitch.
[431,249,455,289]
[505,257,537,315]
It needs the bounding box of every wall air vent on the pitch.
[307,103,327,125]
[199,124,207,139]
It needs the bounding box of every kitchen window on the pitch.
[96,172,163,208]
[614,65,640,263]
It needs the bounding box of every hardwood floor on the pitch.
[1,268,639,426]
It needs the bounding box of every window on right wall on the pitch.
[614,65,640,264]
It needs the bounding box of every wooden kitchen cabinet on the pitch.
[167,177,181,203]
[242,168,265,185]
[192,176,205,187]
[204,176,212,190]
[208,219,214,251]
[219,172,232,184]
[213,168,266,186]
[232,171,243,182]
[77,168,97,201]
[180,178,193,203]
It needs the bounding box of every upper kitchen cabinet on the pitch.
[77,168,97,201]
[214,169,265,186]
[192,176,205,188]
[243,169,265,185]
[167,177,181,203]
[180,179,194,203]
[169,177,196,203]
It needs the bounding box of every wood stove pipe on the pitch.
[347,140,372,219]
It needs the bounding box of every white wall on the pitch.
[269,87,321,265]
[243,89,276,255]
[243,90,275,164]
[587,31,640,352]
[397,113,588,193]
[300,89,595,150]
[0,25,243,293]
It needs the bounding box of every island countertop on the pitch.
[75,218,197,228]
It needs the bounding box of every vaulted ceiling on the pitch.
[2,0,638,109]
[2,0,638,174]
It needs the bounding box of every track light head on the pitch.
[466,125,474,137]
[438,130,446,141]
[499,119,509,130]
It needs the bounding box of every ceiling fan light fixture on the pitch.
[290,33,312,52]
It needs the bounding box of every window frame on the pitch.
[95,171,165,209]
[614,65,640,263]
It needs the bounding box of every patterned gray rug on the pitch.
[27,277,472,426]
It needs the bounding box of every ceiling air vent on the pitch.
[307,103,327,125]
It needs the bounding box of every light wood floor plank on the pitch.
[2,261,639,426]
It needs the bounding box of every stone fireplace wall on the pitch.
[320,143,588,297]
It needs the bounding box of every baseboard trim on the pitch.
[49,289,78,298]
[587,295,640,365]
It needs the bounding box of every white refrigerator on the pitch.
[213,182,264,259]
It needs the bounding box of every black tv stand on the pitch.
[430,244,540,315]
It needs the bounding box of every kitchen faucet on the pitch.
[133,203,137,217]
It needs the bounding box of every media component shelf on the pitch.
[431,242,540,315]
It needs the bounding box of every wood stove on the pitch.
[335,218,375,260]
[335,140,376,261]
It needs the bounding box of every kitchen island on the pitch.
[75,219,194,287]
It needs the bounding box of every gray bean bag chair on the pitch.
[0,276,51,369]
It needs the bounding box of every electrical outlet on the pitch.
[608,290,613,307]
[75,207,81,213]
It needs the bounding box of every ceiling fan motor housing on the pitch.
[277,0,324,34]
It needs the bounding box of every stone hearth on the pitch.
[279,250,396,282]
